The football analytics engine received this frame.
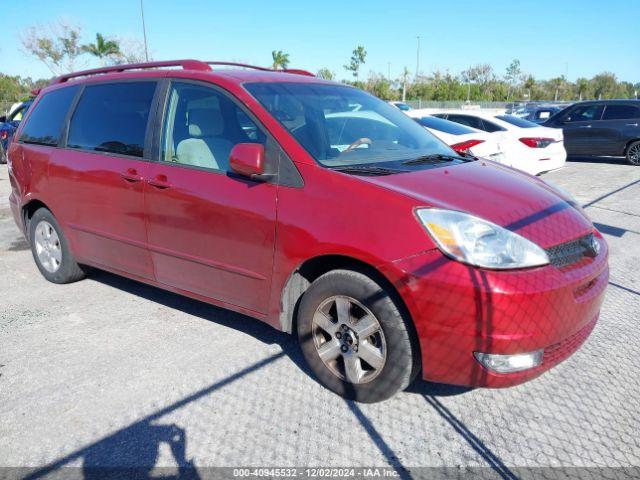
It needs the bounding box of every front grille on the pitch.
[545,233,596,268]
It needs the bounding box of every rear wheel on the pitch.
[627,141,640,166]
[297,269,418,403]
[29,208,86,284]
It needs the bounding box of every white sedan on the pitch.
[407,113,506,162]
[432,110,567,175]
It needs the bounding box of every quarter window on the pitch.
[161,82,266,172]
[19,87,79,146]
[602,105,640,120]
[67,82,156,158]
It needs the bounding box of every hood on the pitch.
[357,161,592,249]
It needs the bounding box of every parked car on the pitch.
[8,60,608,402]
[0,100,32,164]
[408,113,506,161]
[543,100,640,165]
[514,105,566,124]
[388,101,412,111]
[433,111,567,175]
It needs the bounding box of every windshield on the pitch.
[415,116,476,135]
[496,115,538,128]
[245,82,455,168]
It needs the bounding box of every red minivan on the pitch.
[7,60,608,402]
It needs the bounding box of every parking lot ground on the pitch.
[0,157,639,478]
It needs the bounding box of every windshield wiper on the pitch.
[331,165,407,176]
[401,153,472,165]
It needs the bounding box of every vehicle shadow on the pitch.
[567,155,627,165]
[87,269,315,380]
[88,269,470,400]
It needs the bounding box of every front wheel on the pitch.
[626,141,640,166]
[29,208,86,284]
[297,269,418,403]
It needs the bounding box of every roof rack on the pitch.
[49,60,212,85]
[205,61,315,76]
[49,59,315,85]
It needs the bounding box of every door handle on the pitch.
[147,174,172,189]
[625,123,638,127]
[578,125,592,128]
[121,168,143,182]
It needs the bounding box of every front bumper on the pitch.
[380,236,608,388]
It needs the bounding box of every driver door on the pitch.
[144,80,278,315]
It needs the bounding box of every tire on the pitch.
[29,208,86,284]
[626,140,640,166]
[297,269,418,403]
[0,142,6,165]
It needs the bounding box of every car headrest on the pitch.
[187,108,223,137]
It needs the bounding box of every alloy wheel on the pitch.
[34,220,62,273]
[311,295,387,384]
[628,143,640,165]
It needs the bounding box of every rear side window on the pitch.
[496,115,537,128]
[602,105,640,120]
[447,114,485,131]
[480,119,506,132]
[415,116,476,135]
[68,82,156,158]
[19,87,79,146]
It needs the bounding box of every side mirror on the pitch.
[0,116,6,123]
[229,143,266,179]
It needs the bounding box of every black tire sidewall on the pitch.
[29,208,83,284]
[297,270,415,403]
[0,142,6,164]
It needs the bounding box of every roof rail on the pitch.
[49,59,315,86]
[205,61,315,77]
[49,59,212,85]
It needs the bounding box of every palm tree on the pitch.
[576,78,589,101]
[523,75,535,100]
[82,33,120,65]
[271,50,290,70]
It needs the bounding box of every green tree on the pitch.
[271,50,290,70]
[82,33,121,65]
[344,46,367,80]
[316,68,334,80]
[505,59,521,100]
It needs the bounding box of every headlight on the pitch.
[416,208,549,269]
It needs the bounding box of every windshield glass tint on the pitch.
[496,115,538,128]
[416,116,476,135]
[245,82,454,167]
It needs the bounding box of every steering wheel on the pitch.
[343,137,372,153]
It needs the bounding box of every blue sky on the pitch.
[1,0,638,82]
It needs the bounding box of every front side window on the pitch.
[245,82,453,168]
[602,105,640,120]
[68,82,156,158]
[20,87,78,146]
[161,82,266,172]
[564,105,602,123]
